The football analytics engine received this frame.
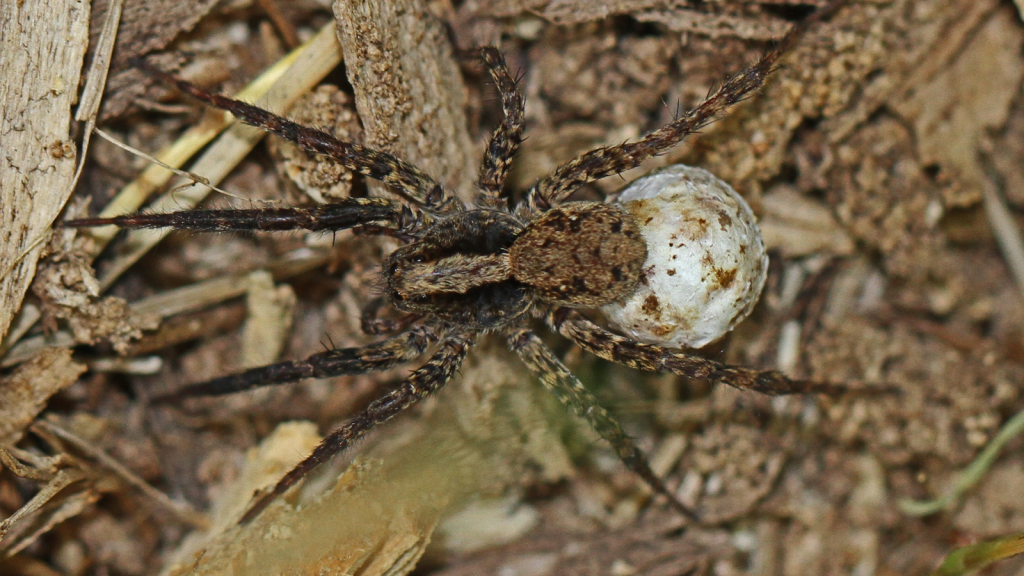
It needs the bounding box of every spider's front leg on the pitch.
[548,308,859,397]
[62,196,412,235]
[152,325,436,403]
[239,330,475,524]
[129,59,458,213]
[476,47,525,209]
[508,328,699,520]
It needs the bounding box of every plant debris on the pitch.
[3,0,1024,574]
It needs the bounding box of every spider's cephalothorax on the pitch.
[385,202,646,329]
[64,0,856,526]
[385,208,528,329]
[509,202,647,308]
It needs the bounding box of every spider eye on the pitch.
[600,164,768,348]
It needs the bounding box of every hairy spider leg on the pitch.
[548,308,858,397]
[63,197,410,234]
[518,0,850,214]
[131,59,456,212]
[360,296,423,335]
[152,326,436,403]
[476,47,526,209]
[239,331,475,524]
[509,329,699,521]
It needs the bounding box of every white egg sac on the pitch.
[601,165,768,348]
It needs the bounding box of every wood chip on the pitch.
[0,348,85,445]
[334,0,478,201]
[0,0,89,342]
[240,271,296,369]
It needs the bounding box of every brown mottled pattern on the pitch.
[382,209,532,330]
[476,48,525,208]
[240,331,474,524]
[509,328,698,519]
[510,203,647,307]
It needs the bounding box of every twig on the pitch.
[32,420,210,529]
[979,153,1024,301]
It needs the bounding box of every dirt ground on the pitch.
[2,0,1024,575]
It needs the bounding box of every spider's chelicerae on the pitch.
[67,0,857,525]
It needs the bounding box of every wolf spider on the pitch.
[66,0,853,524]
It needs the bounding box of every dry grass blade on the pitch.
[32,420,208,529]
[931,531,1024,576]
[67,0,125,200]
[2,249,329,368]
[90,23,343,289]
[980,156,1024,301]
[0,446,94,558]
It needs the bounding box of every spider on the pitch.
[65,0,854,526]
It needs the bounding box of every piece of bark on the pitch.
[0,0,90,343]
[333,0,478,201]
[0,348,86,445]
[466,0,823,40]
[92,0,219,119]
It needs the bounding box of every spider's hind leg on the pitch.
[508,328,699,521]
[548,308,865,397]
[476,47,525,209]
[153,326,436,403]
[239,330,475,524]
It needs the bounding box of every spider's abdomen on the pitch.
[509,202,647,308]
